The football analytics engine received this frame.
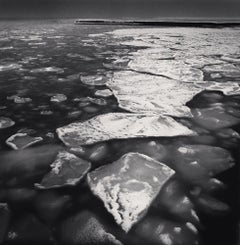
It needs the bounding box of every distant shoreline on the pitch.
[75,19,240,27]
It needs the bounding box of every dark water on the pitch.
[0,19,239,245]
[0,20,132,145]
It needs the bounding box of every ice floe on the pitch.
[40,110,53,115]
[0,117,15,129]
[30,67,64,73]
[80,75,109,86]
[6,133,43,150]
[35,151,91,189]
[56,113,195,146]
[107,70,202,117]
[203,63,240,77]
[221,54,240,64]
[87,152,174,232]
[95,89,113,97]
[50,94,67,102]
[0,46,13,50]
[0,63,22,72]
[204,81,240,95]
[7,95,32,104]
[129,58,204,82]
[99,27,240,120]
[111,28,240,56]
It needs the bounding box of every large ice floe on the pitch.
[57,113,195,146]
[107,28,240,115]
[87,152,175,232]
[106,71,202,117]
[57,28,240,146]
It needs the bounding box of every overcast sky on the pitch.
[0,0,239,19]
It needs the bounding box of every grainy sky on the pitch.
[0,0,239,19]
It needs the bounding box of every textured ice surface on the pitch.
[107,71,202,117]
[80,75,109,86]
[6,133,43,150]
[0,117,15,129]
[0,63,22,72]
[95,89,113,97]
[50,94,67,103]
[54,27,240,146]
[35,151,91,189]
[30,67,64,73]
[57,113,195,146]
[87,152,174,232]
[105,28,240,117]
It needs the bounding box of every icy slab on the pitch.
[40,110,53,115]
[80,75,109,86]
[35,151,91,189]
[7,96,32,104]
[80,96,107,106]
[203,63,240,77]
[67,53,94,61]
[204,81,240,96]
[185,56,226,68]
[104,28,240,118]
[221,54,240,64]
[95,89,113,97]
[50,94,67,102]
[30,67,64,73]
[107,71,202,117]
[203,63,239,73]
[0,117,15,129]
[129,58,204,82]
[15,97,32,104]
[87,152,175,232]
[111,28,240,56]
[132,47,175,60]
[56,113,195,146]
[6,133,43,150]
[0,63,22,72]
[0,46,13,50]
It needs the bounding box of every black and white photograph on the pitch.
[0,0,240,244]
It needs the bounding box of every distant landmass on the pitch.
[75,19,240,27]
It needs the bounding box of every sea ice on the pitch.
[56,113,195,146]
[87,153,174,232]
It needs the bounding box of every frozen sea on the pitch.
[0,19,240,245]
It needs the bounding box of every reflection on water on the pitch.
[0,19,239,245]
